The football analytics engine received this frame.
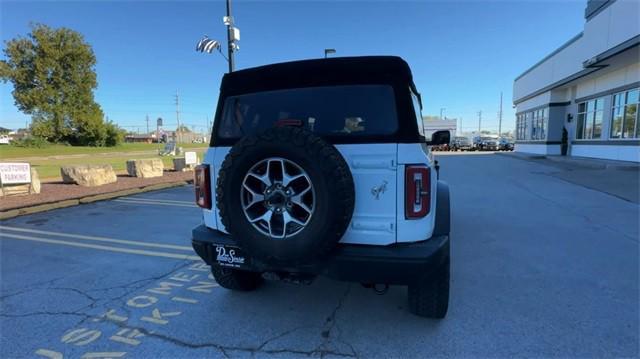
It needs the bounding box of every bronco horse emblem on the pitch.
[371,180,388,200]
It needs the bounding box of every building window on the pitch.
[516,108,547,141]
[531,108,547,140]
[576,97,604,139]
[610,88,639,139]
[516,114,526,140]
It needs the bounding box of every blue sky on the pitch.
[1,0,586,134]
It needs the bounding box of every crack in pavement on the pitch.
[75,315,356,358]
[1,260,358,357]
[73,260,195,329]
[0,275,68,301]
[0,311,91,319]
[314,284,357,358]
[82,280,355,357]
[87,260,193,294]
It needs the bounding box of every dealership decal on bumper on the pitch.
[215,246,246,267]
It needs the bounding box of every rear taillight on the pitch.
[195,164,212,209]
[405,165,431,219]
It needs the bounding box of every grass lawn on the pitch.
[29,150,206,180]
[0,143,208,180]
[0,142,208,159]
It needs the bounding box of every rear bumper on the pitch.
[192,225,449,285]
[193,181,451,285]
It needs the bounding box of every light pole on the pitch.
[440,108,446,120]
[324,49,336,58]
[223,0,238,72]
[196,0,240,73]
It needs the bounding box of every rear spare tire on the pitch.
[216,127,355,266]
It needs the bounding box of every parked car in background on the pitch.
[431,142,449,151]
[499,137,514,151]
[0,135,11,145]
[474,136,500,151]
[450,136,472,151]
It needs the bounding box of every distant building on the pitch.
[125,134,154,143]
[8,128,30,141]
[422,117,457,138]
[513,0,639,162]
[162,130,207,144]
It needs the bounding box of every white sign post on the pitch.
[185,151,198,166]
[0,162,32,195]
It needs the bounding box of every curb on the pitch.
[494,152,547,161]
[496,152,639,171]
[0,181,191,220]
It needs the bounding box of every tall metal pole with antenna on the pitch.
[225,0,235,72]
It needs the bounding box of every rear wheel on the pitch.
[407,254,450,319]
[211,265,263,291]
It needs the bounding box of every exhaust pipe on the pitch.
[361,283,389,295]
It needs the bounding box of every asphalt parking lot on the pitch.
[1,153,638,358]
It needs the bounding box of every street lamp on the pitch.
[440,108,446,120]
[324,48,336,58]
[196,0,239,73]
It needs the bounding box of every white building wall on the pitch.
[514,144,561,155]
[515,92,552,112]
[572,145,640,162]
[583,0,640,57]
[576,62,640,99]
[513,0,640,103]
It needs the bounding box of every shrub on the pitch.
[12,136,49,148]
[105,121,126,147]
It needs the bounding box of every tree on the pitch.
[0,23,123,146]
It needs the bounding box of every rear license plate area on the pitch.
[214,245,249,268]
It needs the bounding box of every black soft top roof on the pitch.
[220,56,416,95]
[212,56,424,146]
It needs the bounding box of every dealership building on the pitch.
[513,0,639,162]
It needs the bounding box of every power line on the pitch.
[498,92,503,136]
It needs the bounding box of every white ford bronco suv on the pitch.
[192,56,451,318]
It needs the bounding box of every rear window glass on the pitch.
[217,85,398,139]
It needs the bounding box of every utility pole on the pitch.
[498,92,503,137]
[146,114,149,135]
[478,111,482,133]
[225,0,235,73]
[175,90,181,144]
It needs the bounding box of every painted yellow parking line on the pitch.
[124,197,194,205]
[113,199,197,208]
[0,233,201,260]
[0,225,193,251]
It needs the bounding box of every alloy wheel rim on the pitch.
[240,157,315,239]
